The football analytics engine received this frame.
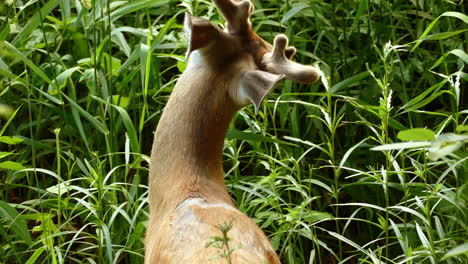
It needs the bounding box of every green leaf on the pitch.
[0,161,26,170]
[331,66,383,93]
[91,95,139,153]
[401,90,450,113]
[177,60,187,73]
[412,11,468,51]
[0,200,32,245]
[441,11,468,24]
[0,104,14,119]
[46,182,72,197]
[112,95,130,108]
[227,130,292,145]
[448,49,468,65]
[0,42,54,87]
[371,141,432,151]
[25,247,46,264]
[397,128,436,141]
[456,125,468,132]
[11,0,61,45]
[112,105,140,154]
[0,151,14,160]
[427,133,468,161]
[0,136,23,144]
[430,49,468,70]
[281,3,309,24]
[0,105,22,137]
[419,29,468,41]
[305,211,334,223]
[48,67,81,95]
[61,92,109,135]
[105,0,168,23]
[441,242,468,260]
[401,80,447,110]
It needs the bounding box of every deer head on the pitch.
[184,0,320,114]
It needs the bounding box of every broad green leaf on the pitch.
[0,200,32,245]
[397,128,436,141]
[441,242,468,260]
[0,136,23,144]
[0,161,26,170]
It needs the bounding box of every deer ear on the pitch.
[237,70,284,114]
[184,13,220,56]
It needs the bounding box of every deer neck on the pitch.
[149,53,237,213]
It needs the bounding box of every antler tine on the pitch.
[213,0,253,34]
[263,34,319,84]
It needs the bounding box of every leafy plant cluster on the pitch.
[0,0,467,263]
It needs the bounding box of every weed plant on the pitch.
[0,0,466,263]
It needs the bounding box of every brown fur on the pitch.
[146,45,281,263]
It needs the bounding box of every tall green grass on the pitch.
[0,0,466,263]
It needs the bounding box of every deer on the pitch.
[145,0,319,263]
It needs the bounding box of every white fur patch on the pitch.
[187,50,206,69]
[178,197,237,212]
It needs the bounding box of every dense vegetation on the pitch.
[0,0,467,263]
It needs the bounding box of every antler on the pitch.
[212,0,319,84]
[213,0,253,34]
[263,34,319,84]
